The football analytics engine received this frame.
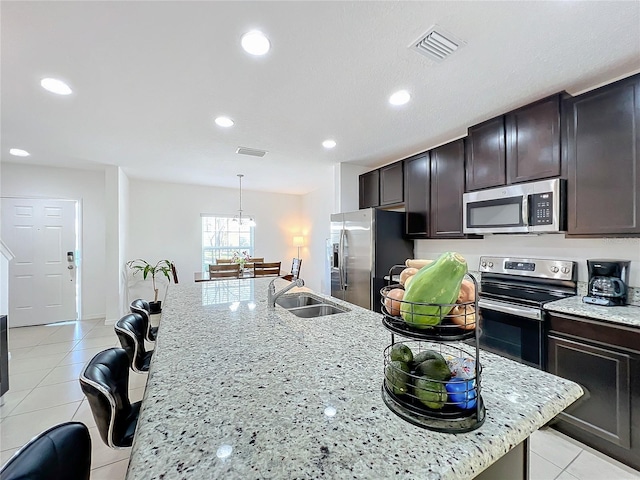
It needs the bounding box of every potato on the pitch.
[404,274,415,289]
[448,304,476,330]
[399,267,418,285]
[405,259,434,269]
[456,279,476,304]
[384,288,405,317]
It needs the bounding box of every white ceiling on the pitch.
[2,1,639,195]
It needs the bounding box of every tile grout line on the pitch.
[555,450,582,479]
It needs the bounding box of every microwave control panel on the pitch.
[530,192,553,225]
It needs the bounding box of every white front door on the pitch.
[1,198,78,327]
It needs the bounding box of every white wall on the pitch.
[336,162,367,214]
[104,166,131,323]
[118,170,130,317]
[1,163,107,320]
[301,166,335,293]
[415,235,640,287]
[126,179,303,298]
[0,241,15,316]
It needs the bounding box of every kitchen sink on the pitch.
[286,303,348,318]
[276,293,325,309]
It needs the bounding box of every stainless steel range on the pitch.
[478,256,577,369]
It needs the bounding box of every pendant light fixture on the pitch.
[232,174,256,227]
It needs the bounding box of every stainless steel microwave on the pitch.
[463,178,566,234]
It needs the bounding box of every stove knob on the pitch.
[481,262,487,268]
[488,262,494,268]
[561,267,570,274]
[550,266,559,273]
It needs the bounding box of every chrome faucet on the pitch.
[268,277,304,308]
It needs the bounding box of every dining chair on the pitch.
[209,263,241,278]
[114,313,153,373]
[243,257,264,273]
[130,298,157,342]
[216,258,233,264]
[282,258,302,281]
[79,348,141,449]
[0,422,92,480]
[253,262,281,277]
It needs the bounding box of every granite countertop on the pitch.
[126,278,582,480]
[544,296,640,329]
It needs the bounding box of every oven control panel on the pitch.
[479,256,576,280]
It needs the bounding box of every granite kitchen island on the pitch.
[126,278,582,479]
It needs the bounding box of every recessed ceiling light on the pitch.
[241,30,271,56]
[9,148,30,157]
[389,90,411,106]
[322,139,337,149]
[40,78,72,95]
[215,116,234,128]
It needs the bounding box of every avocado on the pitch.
[414,377,447,409]
[390,343,413,363]
[412,350,446,366]
[385,360,410,395]
[415,359,452,381]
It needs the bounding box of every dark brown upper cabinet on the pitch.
[466,95,563,192]
[379,161,404,206]
[564,74,640,236]
[506,94,562,183]
[430,139,467,238]
[465,116,506,191]
[359,170,379,209]
[404,153,430,237]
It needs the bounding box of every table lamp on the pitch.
[293,236,304,259]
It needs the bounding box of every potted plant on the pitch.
[231,250,251,273]
[126,259,173,313]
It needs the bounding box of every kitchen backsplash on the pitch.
[577,282,640,306]
[414,234,639,287]
[469,271,639,306]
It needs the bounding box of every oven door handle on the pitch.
[478,298,542,321]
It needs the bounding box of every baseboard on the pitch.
[103,318,118,326]
[81,314,105,321]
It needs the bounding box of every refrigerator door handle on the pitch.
[338,229,345,290]
[342,229,348,290]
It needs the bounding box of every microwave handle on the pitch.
[522,195,530,226]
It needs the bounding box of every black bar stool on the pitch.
[79,348,141,448]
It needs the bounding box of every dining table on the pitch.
[194,270,255,282]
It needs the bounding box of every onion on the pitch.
[384,288,405,317]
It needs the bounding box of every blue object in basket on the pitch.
[446,378,477,410]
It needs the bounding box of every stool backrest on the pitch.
[0,422,91,480]
[114,313,149,373]
[79,348,134,448]
[129,299,154,342]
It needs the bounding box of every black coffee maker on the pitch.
[583,259,631,306]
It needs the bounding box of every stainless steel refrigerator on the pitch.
[330,208,414,312]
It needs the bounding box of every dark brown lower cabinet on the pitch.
[547,313,640,470]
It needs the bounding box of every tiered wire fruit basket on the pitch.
[380,270,486,433]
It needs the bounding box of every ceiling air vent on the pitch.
[236,147,267,157]
[409,26,464,62]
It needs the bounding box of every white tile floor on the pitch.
[1,320,639,480]
[1,319,148,479]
